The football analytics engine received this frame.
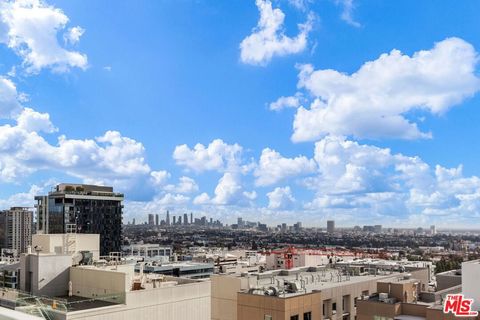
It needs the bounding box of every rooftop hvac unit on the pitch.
[286,281,300,293]
[403,273,412,280]
[379,293,388,301]
[80,251,94,265]
[264,286,278,296]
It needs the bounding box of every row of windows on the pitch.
[265,312,311,320]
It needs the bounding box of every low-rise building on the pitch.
[0,233,211,320]
[212,261,430,320]
[122,243,172,258]
[356,277,475,320]
[139,261,214,279]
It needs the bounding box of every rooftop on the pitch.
[239,264,415,298]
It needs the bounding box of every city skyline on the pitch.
[1,1,480,228]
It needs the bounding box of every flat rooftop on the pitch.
[140,262,214,271]
[240,266,413,298]
[56,295,120,311]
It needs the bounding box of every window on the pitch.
[303,312,312,320]
[332,302,337,314]
[264,316,272,320]
[290,315,299,320]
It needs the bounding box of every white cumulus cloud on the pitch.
[301,135,480,226]
[0,0,88,73]
[194,172,256,206]
[173,139,244,173]
[269,93,302,111]
[64,26,84,44]
[16,107,57,133]
[254,148,316,186]
[240,0,313,65]
[290,38,480,141]
[164,176,199,194]
[267,186,295,209]
[0,76,23,118]
[150,170,171,186]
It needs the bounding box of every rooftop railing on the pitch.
[0,287,125,319]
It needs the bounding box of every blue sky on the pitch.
[0,0,480,228]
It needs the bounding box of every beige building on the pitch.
[0,207,33,255]
[212,262,430,320]
[356,277,478,320]
[33,233,101,261]
[1,233,211,320]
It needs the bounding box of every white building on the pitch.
[122,243,172,258]
[462,259,480,311]
[1,233,211,320]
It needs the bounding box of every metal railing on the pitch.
[0,287,125,319]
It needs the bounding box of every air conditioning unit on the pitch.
[379,293,388,301]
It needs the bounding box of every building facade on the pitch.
[212,260,431,320]
[327,220,335,233]
[35,184,123,255]
[0,207,33,255]
[1,233,210,320]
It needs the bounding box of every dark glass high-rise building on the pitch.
[35,184,123,256]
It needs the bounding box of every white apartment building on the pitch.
[0,233,211,320]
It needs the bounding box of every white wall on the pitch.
[70,266,129,298]
[63,280,211,320]
[19,254,71,297]
[462,260,480,311]
[33,234,100,261]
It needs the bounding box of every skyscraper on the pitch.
[238,217,244,228]
[155,214,159,226]
[35,183,123,256]
[327,220,335,233]
[148,214,155,225]
[0,207,32,254]
[173,216,176,225]
[184,213,188,225]
[166,210,170,226]
[190,212,193,225]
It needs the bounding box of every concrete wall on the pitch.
[211,274,255,320]
[401,302,427,317]
[316,276,387,318]
[20,254,71,297]
[463,260,480,311]
[377,281,417,303]
[63,280,211,320]
[356,300,401,320]
[237,292,321,320]
[33,234,100,261]
[70,266,129,298]
[436,271,462,291]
